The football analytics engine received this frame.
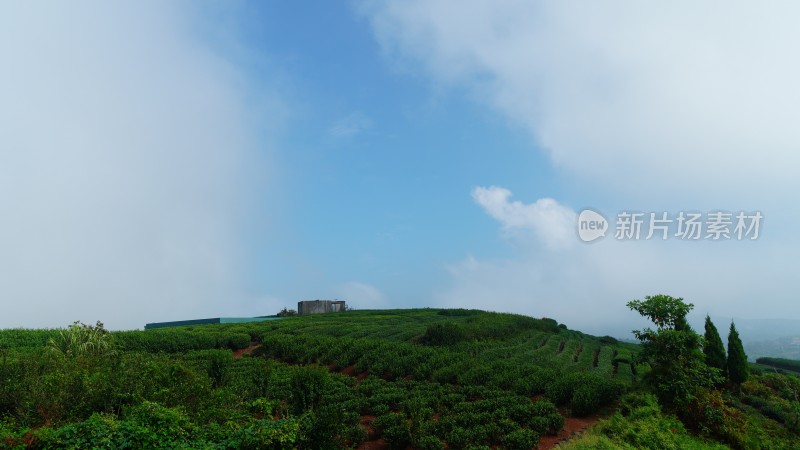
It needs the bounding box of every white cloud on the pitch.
[360,1,800,202]
[458,187,794,334]
[472,186,575,249]
[362,1,800,333]
[0,2,282,329]
[437,232,796,337]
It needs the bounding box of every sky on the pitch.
[2,1,799,337]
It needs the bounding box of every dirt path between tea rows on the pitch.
[232,342,261,358]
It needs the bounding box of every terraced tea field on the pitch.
[0,309,637,448]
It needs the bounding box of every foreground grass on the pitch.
[561,387,800,450]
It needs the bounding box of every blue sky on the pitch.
[226,2,566,308]
[2,1,799,336]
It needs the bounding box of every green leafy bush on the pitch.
[221,418,301,450]
[421,322,465,346]
[571,385,600,417]
[184,349,233,388]
[374,413,410,449]
[415,434,444,450]
[545,372,580,405]
[118,402,195,449]
[502,428,539,449]
[289,366,328,413]
[598,336,618,345]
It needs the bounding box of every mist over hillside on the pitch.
[582,314,800,361]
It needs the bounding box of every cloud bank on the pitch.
[362,1,800,334]
[440,186,793,336]
[0,2,281,329]
[361,0,800,201]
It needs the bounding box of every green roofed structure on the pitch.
[144,317,280,329]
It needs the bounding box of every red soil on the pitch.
[357,415,391,450]
[327,364,368,382]
[356,439,390,450]
[537,415,601,449]
[232,342,262,358]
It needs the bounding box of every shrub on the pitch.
[48,321,116,360]
[682,389,748,447]
[289,366,328,413]
[618,392,660,419]
[538,318,561,334]
[421,323,465,346]
[415,435,444,450]
[119,402,195,448]
[299,405,352,449]
[742,395,787,423]
[545,373,579,405]
[598,336,618,345]
[599,411,688,449]
[221,418,301,449]
[502,428,539,450]
[530,400,564,435]
[276,308,297,317]
[184,349,232,388]
[40,413,121,449]
[374,413,410,449]
[571,385,600,417]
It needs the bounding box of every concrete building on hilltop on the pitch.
[298,300,346,315]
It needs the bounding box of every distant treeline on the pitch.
[756,357,800,373]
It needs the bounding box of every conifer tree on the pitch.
[703,315,727,376]
[727,321,749,384]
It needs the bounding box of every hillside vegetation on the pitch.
[0,309,628,449]
[0,305,797,449]
[754,357,800,375]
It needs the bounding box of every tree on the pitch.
[277,308,297,317]
[627,295,721,407]
[727,321,749,384]
[703,315,727,377]
[628,294,694,330]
